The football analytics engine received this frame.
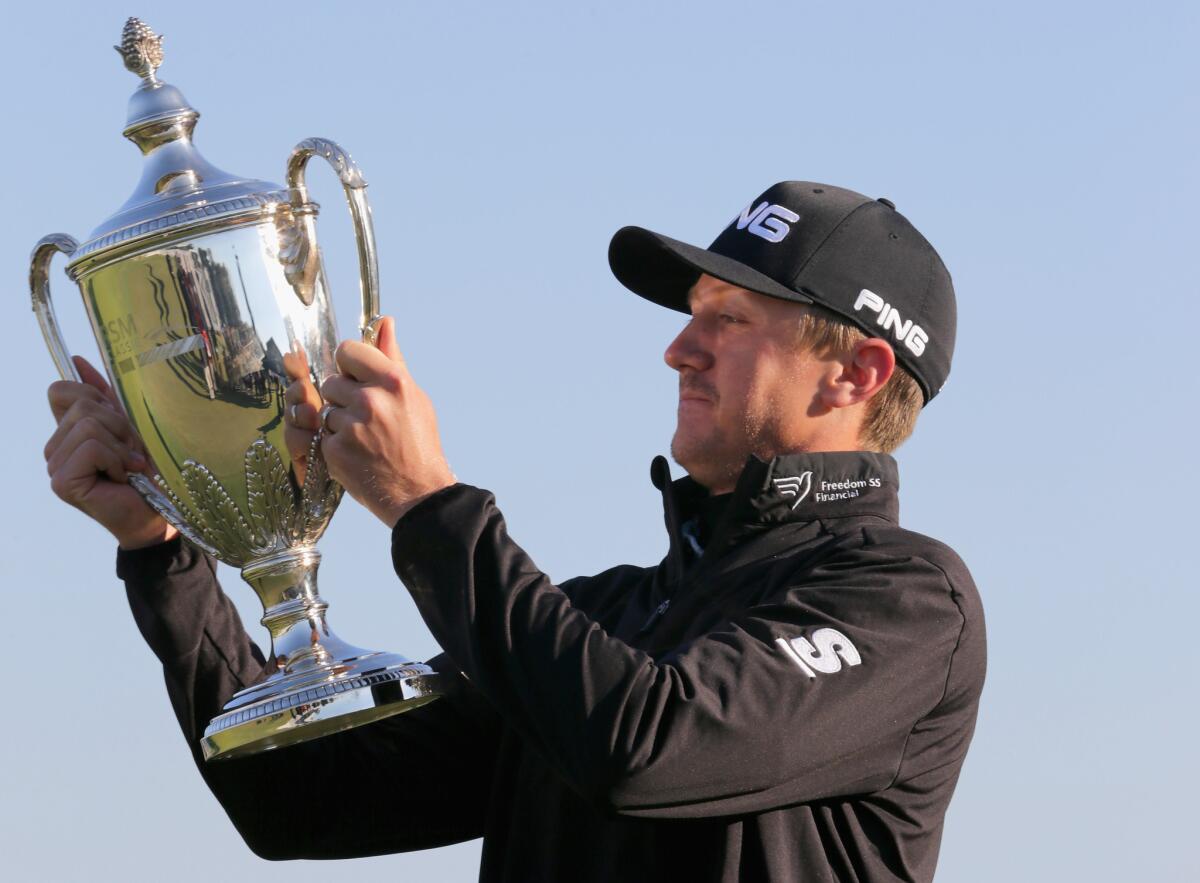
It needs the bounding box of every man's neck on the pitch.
[700,442,872,496]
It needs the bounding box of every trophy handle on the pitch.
[286,138,383,345]
[29,234,83,382]
[30,232,209,551]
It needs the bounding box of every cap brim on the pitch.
[608,226,813,313]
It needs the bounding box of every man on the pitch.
[44,181,985,882]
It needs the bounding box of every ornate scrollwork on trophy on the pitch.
[126,472,212,556]
[130,435,343,567]
[289,138,368,191]
[299,430,342,528]
[274,204,319,306]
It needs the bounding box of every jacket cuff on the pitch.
[390,483,492,600]
[118,535,226,666]
[117,534,218,623]
[393,483,472,530]
[115,534,194,581]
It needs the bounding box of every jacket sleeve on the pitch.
[119,536,503,858]
[391,484,972,819]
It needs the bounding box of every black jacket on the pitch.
[119,451,985,882]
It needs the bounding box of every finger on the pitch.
[63,397,133,440]
[73,355,120,407]
[283,375,321,407]
[335,338,396,385]
[281,347,310,382]
[375,316,406,366]
[44,399,134,459]
[47,419,139,480]
[52,438,129,498]
[285,401,321,431]
[285,429,317,463]
[47,415,140,475]
[284,423,317,462]
[319,404,350,435]
[47,379,107,421]
[319,375,363,409]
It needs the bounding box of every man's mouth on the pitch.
[679,380,717,405]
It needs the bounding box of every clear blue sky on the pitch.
[3,1,1197,880]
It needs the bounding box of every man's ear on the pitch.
[821,338,896,409]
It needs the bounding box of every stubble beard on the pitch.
[671,404,773,494]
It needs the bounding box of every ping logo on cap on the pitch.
[854,289,929,357]
[735,201,800,243]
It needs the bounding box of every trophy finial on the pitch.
[114,17,164,82]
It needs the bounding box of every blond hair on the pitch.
[795,306,924,453]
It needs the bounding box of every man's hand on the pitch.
[281,346,322,485]
[318,316,456,528]
[44,356,178,550]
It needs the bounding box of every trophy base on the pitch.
[200,652,440,761]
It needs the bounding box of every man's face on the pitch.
[665,275,830,493]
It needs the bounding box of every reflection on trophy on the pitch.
[30,18,440,760]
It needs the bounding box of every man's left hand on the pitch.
[318,316,456,528]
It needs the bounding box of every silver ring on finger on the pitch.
[319,403,338,433]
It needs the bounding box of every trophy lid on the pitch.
[68,18,289,272]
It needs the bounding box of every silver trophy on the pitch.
[30,18,440,760]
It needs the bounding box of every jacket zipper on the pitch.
[638,598,671,635]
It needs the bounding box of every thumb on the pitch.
[73,355,119,406]
[375,315,405,365]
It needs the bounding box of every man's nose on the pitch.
[664,320,713,372]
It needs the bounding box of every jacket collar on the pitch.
[651,451,900,569]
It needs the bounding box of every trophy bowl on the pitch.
[30,18,440,760]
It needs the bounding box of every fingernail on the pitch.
[129,451,147,467]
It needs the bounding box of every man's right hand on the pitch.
[45,355,177,550]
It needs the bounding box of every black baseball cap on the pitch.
[608,181,956,402]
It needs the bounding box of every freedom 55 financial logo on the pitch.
[774,472,882,507]
[772,473,813,509]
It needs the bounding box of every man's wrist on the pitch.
[116,522,179,552]
[385,481,459,529]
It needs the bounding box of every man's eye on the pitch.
[719,313,745,324]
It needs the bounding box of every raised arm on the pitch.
[45,363,503,858]
[119,539,502,858]
[392,485,982,819]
